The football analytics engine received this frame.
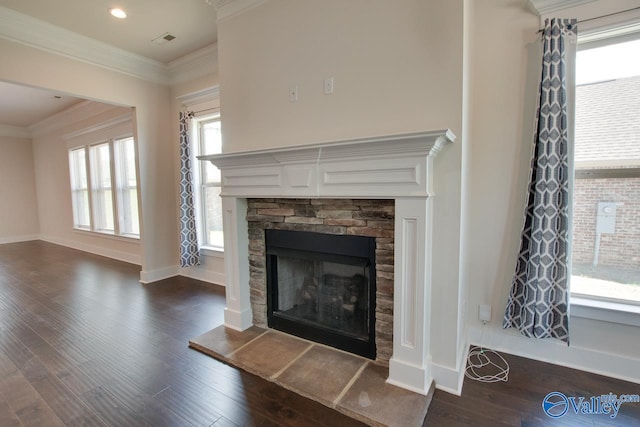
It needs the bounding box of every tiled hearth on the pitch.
[190,326,433,427]
[198,130,455,396]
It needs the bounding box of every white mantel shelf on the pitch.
[200,129,455,396]
[200,129,455,199]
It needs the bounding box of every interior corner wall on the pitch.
[465,0,539,339]
[453,0,475,383]
[0,135,40,242]
[466,0,640,384]
[217,0,466,386]
[0,37,177,279]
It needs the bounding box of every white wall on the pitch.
[218,0,464,151]
[31,102,141,264]
[217,0,466,388]
[465,0,640,384]
[0,135,39,242]
[0,37,177,280]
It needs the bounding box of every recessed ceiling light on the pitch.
[109,8,127,19]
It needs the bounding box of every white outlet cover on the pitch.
[479,304,492,322]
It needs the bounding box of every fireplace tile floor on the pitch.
[189,326,433,427]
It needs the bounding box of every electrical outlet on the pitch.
[324,77,334,95]
[289,85,298,102]
[479,304,491,322]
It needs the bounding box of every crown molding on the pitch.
[0,6,217,86]
[211,0,269,21]
[528,0,598,15]
[0,124,31,139]
[176,86,220,107]
[168,44,219,85]
[63,112,132,141]
[0,6,170,84]
[29,100,126,138]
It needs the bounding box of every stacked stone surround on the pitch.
[247,198,395,365]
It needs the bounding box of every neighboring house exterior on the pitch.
[573,75,640,270]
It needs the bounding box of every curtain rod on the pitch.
[192,108,218,115]
[537,6,640,33]
[181,106,218,115]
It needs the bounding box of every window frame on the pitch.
[89,141,116,234]
[69,146,91,230]
[569,22,640,324]
[68,134,140,240]
[113,136,141,238]
[191,112,224,254]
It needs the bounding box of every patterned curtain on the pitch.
[503,18,577,343]
[179,111,200,267]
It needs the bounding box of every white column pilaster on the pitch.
[221,196,253,330]
[387,197,433,395]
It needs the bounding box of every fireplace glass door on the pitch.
[265,230,376,359]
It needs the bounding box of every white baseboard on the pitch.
[140,265,179,284]
[39,235,141,265]
[179,266,225,286]
[431,340,470,396]
[468,325,640,385]
[0,234,40,244]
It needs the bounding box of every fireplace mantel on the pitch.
[200,129,455,395]
[202,129,454,199]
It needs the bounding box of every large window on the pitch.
[69,136,140,238]
[69,147,90,229]
[571,35,640,304]
[193,116,223,250]
[90,142,115,233]
[114,137,140,236]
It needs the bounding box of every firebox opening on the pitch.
[266,229,376,359]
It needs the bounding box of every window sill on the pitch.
[201,246,224,258]
[73,228,140,243]
[571,294,640,327]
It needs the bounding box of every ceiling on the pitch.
[0,82,82,128]
[0,0,218,63]
[0,0,218,130]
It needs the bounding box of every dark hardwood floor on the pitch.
[0,241,639,426]
[425,354,640,427]
[0,241,363,427]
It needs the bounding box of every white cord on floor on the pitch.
[464,323,510,383]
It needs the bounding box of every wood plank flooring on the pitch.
[425,354,640,427]
[0,240,639,426]
[0,241,362,427]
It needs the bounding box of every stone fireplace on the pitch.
[200,129,454,395]
[247,198,394,363]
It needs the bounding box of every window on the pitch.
[193,116,224,250]
[571,34,640,304]
[114,137,140,236]
[69,147,90,229]
[90,142,115,233]
[68,136,140,238]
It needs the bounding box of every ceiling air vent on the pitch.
[152,32,176,45]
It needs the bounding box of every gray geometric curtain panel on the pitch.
[503,18,577,344]
[178,111,201,267]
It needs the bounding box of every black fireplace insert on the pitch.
[265,229,376,359]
